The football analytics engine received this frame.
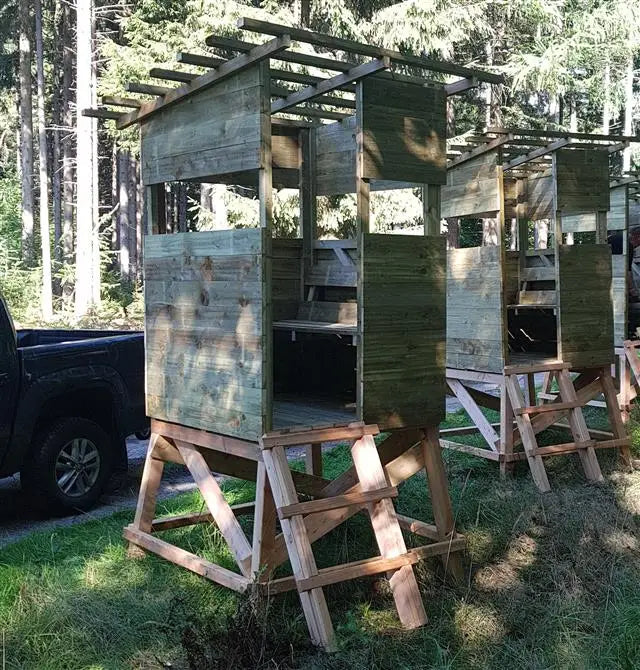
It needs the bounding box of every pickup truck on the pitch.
[0,294,147,512]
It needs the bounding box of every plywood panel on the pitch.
[526,173,553,221]
[554,149,609,214]
[315,117,356,196]
[141,66,266,184]
[557,244,614,367]
[144,229,268,441]
[441,153,501,219]
[360,234,445,428]
[360,80,446,185]
[446,246,506,373]
[608,185,628,231]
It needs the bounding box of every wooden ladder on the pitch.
[259,425,428,651]
[504,362,604,492]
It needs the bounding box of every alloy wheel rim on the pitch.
[55,438,101,497]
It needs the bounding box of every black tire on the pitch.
[21,417,114,513]
[134,428,151,440]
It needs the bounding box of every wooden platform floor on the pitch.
[273,395,357,429]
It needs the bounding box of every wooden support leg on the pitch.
[262,446,336,651]
[351,435,428,628]
[251,461,278,580]
[421,426,465,582]
[526,373,536,406]
[128,433,165,558]
[175,440,253,577]
[600,368,632,468]
[555,372,604,483]
[505,375,551,492]
[499,380,515,477]
[619,353,632,423]
[305,443,323,476]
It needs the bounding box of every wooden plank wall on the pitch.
[360,234,445,428]
[554,149,609,214]
[360,79,446,185]
[141,65,267,184]
[608,185,628,343]
[315,117,356,196]
[144,230,268,441]
[446,246,506,373]
[441,152,501,219]
[525,173,553,221]
[557,244,614,367]
[272,238,302,320]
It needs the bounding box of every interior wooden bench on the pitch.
[273,239,358,341]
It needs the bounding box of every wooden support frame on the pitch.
[442,363,631,492]
[126,422,465,651]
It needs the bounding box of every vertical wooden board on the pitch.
[140,65,267,184]
[609,187,629,343]
[360,234,446,428]
[557,244,614,368]
[314,117,357,195]
[272,239,303,319]
[446,246,506,373]
[360,79,446,184]
[554,149,610,214]
[608,186,628,231]
[441,152,501,219]
[144,229,268,441]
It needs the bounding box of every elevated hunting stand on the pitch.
[441,128,632,491]
[84,19,500,650]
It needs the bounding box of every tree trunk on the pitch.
[569,94,578,132]
[19,0,35,266]
[482,218,498,246]
[603,59,611,134]
[623,56,634,173]
[118,149,130,280]
[34,0,53,319]
[177,183,187,232]
[51,0,63,272]
[128,154,138,276]
[300,0,311,27]
[534,220,548,249]
[90,4,100,306]
[446,218,459,249]
[75,0,94,316]
[212,184,227,229]
[136,160,143,280]
[61,0,74,299]
[111,143,118,258]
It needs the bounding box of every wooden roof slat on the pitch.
[126,82,173,97]
[276,105,351,121]
[503,138,571,170]
[116,35,291,130]
[206,33,441,88]
[270,68,355,91]
[610,176,640,188]
[81,108,122,120]
[448,133,514,168]
[271,83,355,109]
[101,95,142,109]
[488,126,640,144]
[444,77,478,95]
[150,67,198,84]
[271,57,389,114]
[176,52,225,68]
[237,16,502,84]
[608,141,629,154]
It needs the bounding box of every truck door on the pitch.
[0,295,19,448]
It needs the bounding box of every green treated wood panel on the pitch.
[141,66,267,184]
[554,149,609,214]
[557,244,614,367]
[144,229,269,441]
[526,173,553,221]
[360,234,445,428]
[360,79,446,184]
[442,153,501,219]
[446,246,506,373]
[272,238,302,320]
[315,117,357,196]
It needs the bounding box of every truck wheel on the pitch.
[22,417,113,513]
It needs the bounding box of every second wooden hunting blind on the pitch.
[84,18,503,651]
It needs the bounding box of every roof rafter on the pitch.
[448,134,514,168]
[503,138,572,170]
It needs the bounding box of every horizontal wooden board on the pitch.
[144,229,267,441]
[361,234,445,428]
[315,117,356,196]
[554,149,609,214]
[442,153,500,219]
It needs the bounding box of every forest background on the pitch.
[1,0,639,327]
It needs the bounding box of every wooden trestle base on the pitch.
[617,341,640,422]
[442,362,632,493]
[125,418,465,652]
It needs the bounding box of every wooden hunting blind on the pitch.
[84,19,503,650]
[440,128,633,491]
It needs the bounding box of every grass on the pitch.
[3,407,640,669]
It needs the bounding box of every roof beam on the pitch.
[503,138,571,170]
[126,82,173,97]
[101,95,142,108]
[448,134,514,168]
[488,126,640,144]
[608,141,629,154]
[237,17,502,84]
[271,83,355,109]
[117,35,291,130]
[271,57,389,114]
[276,106,351,121]
[81,108,122,120]
[444,77,479,96]
[176,52,225,68]
[150,67,198,84]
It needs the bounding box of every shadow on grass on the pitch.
[2,408,640,669]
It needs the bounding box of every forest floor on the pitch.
[3,406,640,670]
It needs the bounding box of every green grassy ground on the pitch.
[4,407,640,670]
